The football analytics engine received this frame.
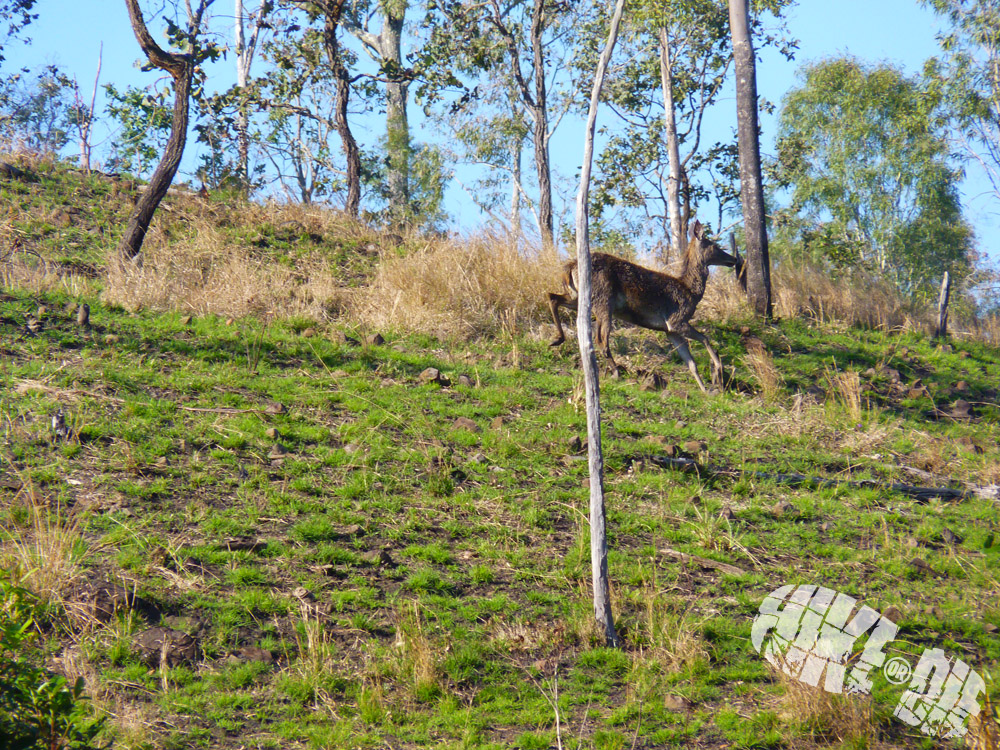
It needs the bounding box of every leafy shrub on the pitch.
[0,576,104,749]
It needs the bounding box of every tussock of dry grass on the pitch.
[102,220,352,320]
[353,233,558,340]
[773,663,875,744]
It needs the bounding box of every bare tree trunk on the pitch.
[659,26,684,260]
[235,0,269,188]
[77,43,101,173]
[728,0,772,319]
[511,139,522,232]
[383,6,410,222]
[531,0,553,248]
[935,271,951,339]
[576,0,626,649]
[321,0,361,216]
[118,0,203,260]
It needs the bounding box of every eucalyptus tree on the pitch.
[234,0,272,185]
[118,0,220,260]
[421,0,585,246]
[728,0,770,317]
[921,0,1000,206]
[340,0,413,223]
[775,58,973,295]
[582,0,793,260]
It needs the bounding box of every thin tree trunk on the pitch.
[659,26,684,260]
[382,5,410,222]
[78,43,102,173]
[728,0,772,318]
[531,0,554,248]
[118,0,198,260]
[576,0,626,649]
[235,0,249,183]
[935,271,951,339]
[511,139,522,232]
[321,0,361,216]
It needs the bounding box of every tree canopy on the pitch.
[774,57,974,295]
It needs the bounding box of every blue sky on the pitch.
[9,0,998,263]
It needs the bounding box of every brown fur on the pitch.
[548,221,737,393]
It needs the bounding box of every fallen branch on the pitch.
[658,547,748,577]
[648,455,998,503]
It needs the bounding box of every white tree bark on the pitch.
[659,26,684,260]
[576,0,627,649]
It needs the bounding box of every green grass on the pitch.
[2,165,999,749]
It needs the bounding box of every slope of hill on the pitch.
[2,159,999,749]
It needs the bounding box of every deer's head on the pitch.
[690,221,738,268]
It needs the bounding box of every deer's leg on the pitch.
[596,309,621,378]
[548,292,572,346]
[667,333,708,394]
[685,327,724,388]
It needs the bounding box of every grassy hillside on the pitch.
[2,159,999,749]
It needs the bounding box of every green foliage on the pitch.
[0,64,82,153]
[0,0,37,67]
[0,575,104,749]
[104,83,173,176]
[774,57,974,295]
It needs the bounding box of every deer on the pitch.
[547,220,739,393]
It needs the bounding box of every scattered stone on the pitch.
[265,427,280,440]
[265,402,287,415]
[331,369,349,378]
[663,695,691,711]
[365,333,385,346]
[331,330,360,346]
[292,586,315,602]
[674,420,687,430]
[906,385,929,399]
[133,627,199,667]
[884,368,902,384]
[233,646,274,665]
[268,444,289,459]
[468,452,488,465]
[179,315,192,326]
[457,374,475,387]
[344,442,360,454]
[950,399,974,419]
[941,527,963,545]
[302,327,317,338]
[221,537,267,553]
[490,416,505,431]
[954,380,969,393]
[364,549,395,567]
[682,440,706,455]
[882,605,904,624]
[772,501,798,517]
[453,416,480,433]
[905,537,920,549]
[639,371,666,391]
[909,558,936,576]
[154,456,170,468]
[225,317,235,326]
[103,334,119,345]
[419,367,450,386]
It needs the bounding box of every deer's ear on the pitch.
[691,220,702,239]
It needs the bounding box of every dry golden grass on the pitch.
[102,220,353,320]
[742,338,784,401]
[0,483,91,622]
[391,601,440,700]
[773,662,876,744]
[352,233,559,340]
[639,593,709,673]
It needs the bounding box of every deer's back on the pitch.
[566,253,695,328]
